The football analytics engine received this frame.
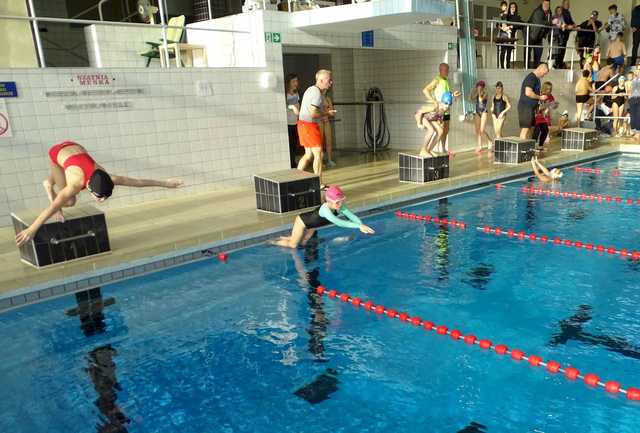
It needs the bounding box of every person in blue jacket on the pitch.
[270,186,375,248]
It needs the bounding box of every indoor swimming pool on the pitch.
[1,154,639,433]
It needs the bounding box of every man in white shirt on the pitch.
[297,69,334,178]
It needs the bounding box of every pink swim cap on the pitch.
[325,185,346,202]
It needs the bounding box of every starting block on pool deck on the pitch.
[398,153,449,183]
[11,205,111,268]
[561,128,598,151]
[253,169,321,213]
[493,137,535,164]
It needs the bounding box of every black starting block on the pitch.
[493,137,535,164]
[561,128,598,151]
[398,153,449,183]
[12,205,111,268]
[253,169,321,213]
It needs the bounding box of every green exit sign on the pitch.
[448,42,457,50]
[265,32,281,43]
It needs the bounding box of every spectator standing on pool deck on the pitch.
[556,0,576,69]
[526,0,552,69]
[297,70,333,179]
[631,5,640,67]
[605,5,626,41]
[518,63,549,139]
[423,63,461,155]
[285,73,301,168]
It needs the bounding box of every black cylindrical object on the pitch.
[364,87,390,150]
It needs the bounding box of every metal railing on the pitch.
[474,17,597,71]
[0,13,250,68]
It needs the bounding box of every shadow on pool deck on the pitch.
[0,138,634,296]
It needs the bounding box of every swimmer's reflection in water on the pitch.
[549,305,640,360]
[86,345,130,433]
[419,199,450,281]
[65,287,115,337]
[525,195,537,229]
[290,236,329,362]
[434,199,450,282]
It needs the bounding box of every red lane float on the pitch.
[395,211,467,230]
[314,285,640,401]
[477,225,640,261]
[574,166,602,175]
[521,186,640,206]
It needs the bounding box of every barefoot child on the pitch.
[491,81,511,138]
[533,81,558,149]
[606,32,627,71]
[414,92,452,157]
[270,186,375,249]
[470,81,493,153]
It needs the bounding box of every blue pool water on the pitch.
[2,155,640,433]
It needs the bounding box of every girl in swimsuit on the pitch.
[270,186,374,249]
[471,81,492,154]
[611,75,628,136]
[415,97,449,157]
[15,141,184,246]
[490,81,512,139]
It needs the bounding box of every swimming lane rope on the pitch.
[521,186,640,206]
[314,286,640,401]
[476,225,640,260]
[574,166,621,176]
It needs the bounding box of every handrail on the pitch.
[594,74,621,93]
[97,0,111,21]
[0,13,251,69]
[591,74,623,123]
[0,14,250,34]
[483,17,596,33]
[70,1,102,20]
[471,16,598,70]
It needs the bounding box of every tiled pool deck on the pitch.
[0,138,634,310]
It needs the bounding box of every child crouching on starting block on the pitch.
[414,91,453,158]
[269,186,375,249]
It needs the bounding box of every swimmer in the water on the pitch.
[531,155,563,183]
[270,186,375,249]
[15,141,184,246]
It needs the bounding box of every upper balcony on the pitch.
[288,0,455,33]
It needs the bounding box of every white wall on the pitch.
[0,67,289,227]
[85,25,160,68]
[0,0,38,68]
